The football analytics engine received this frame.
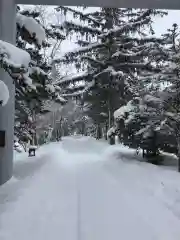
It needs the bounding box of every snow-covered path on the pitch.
[1,136,180,240]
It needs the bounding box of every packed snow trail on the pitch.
[0,137,180,240]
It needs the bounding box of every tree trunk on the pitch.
[104,122,108,140]
[58,119,62,140]
[31,109,38,146]
[96,124,102,140]
[109,136,115,145]
[178,154,180,172]
[108,99,112,129]
[116,135,120,144]
[34,132,38,145]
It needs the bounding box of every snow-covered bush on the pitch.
[14,141,23,153]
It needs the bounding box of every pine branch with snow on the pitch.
[14,6,68,144]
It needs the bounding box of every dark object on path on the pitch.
[28,146,37,157]
[109,136,115,145]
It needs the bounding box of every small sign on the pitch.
[0,131,5,147]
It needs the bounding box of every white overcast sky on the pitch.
[60,9,180,55]
[23,6,180,55]
[154,10,180,36]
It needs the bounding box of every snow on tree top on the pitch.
[16,13,46,46]
[46,84,55,93]
[54,85,61,91]
[54,42,103,62]
[107,127,116,137]
[0,80,9,106]
[99,16,151,38]
[135,126,152,139]
[167,61,177,70]
[143,94,162,105]
[55,94,67,103]
[165,112,176,118]
[30,66,48,76]
[85,80,95,91]
[114,102,134,120]
[66,42,101,54]
[0,40,30,69]
[111,70,124,77]
[100,112,108,117]
[55,72,89,85]
[94,66,124,79]
[112,50,144,58]
[28,116,33,123]
[23,73,36,90]
[124,114,135,125]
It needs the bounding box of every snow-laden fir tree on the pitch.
[54,7,167,139]
[113,23,180,169]
[1,5,67,148]
[149,24,180,169]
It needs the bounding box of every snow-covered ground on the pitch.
[1,136,180,240]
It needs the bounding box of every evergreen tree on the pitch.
[54,7,167,139]
[1,6,67,148]
[113,23,180,168]
[15,6,67,145]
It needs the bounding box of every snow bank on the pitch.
[16,13,46,46]
[13,142,55,163]
[103,144,178,169]
[102,143,180,219]
[14,150,27,162]
[103,144,140,161]
[1,137,180,240]
[0,40,30,68]
[0,80,9,106]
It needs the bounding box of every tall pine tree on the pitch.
[54,7,167,139]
